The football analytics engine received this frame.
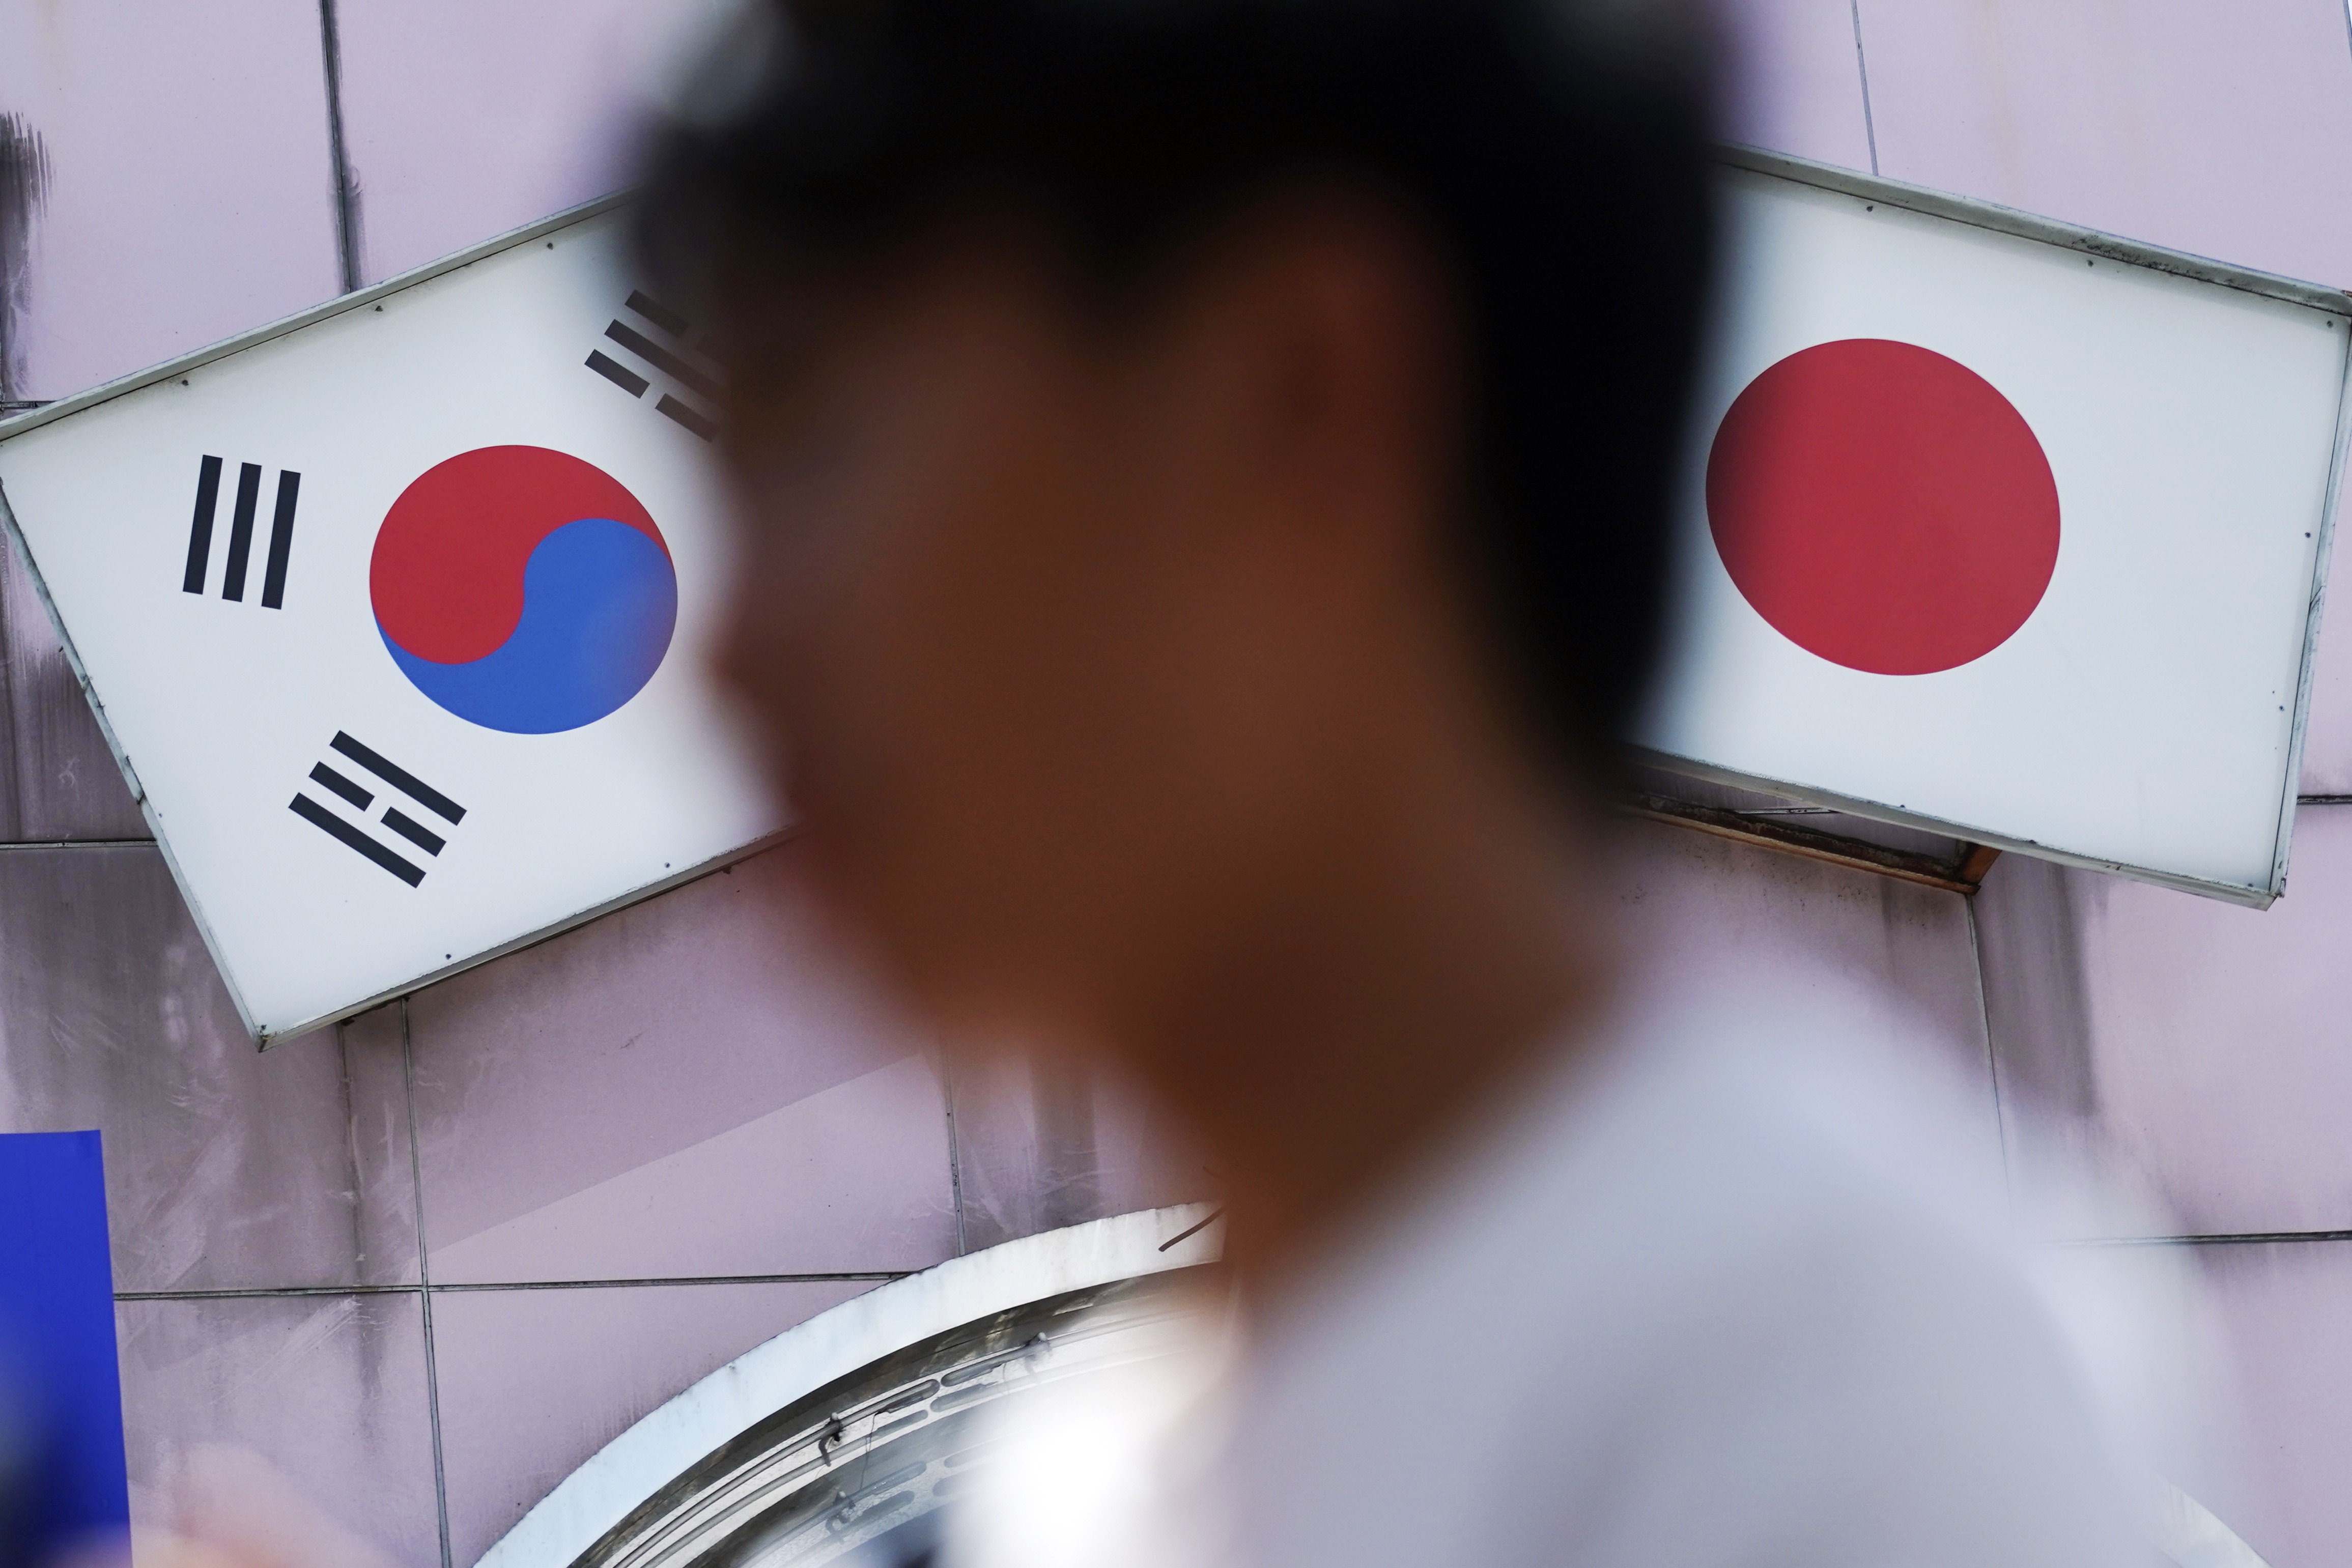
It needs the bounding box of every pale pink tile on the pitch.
[408,851,955,1282]
[432,1279,871,1566]
[1975,807,2352,1240]
[333,0,722,282]
[1719,0,1876,170]
[0,0,342,400]
[431,1055,954,1284]
[1858,0,2352,283]
[2186,1241,2352,1566]
[117,1292,439,1568]
[0,846,416,1291]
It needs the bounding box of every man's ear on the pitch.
[1189,187,1465,572]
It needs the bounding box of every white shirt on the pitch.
[955,966,2149,1568]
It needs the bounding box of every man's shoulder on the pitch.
[1278,973,2034,1392]
[1240,980,2140,1568]
[1472,972,2013,1290]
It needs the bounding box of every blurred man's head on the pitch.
[641,0,1716,1085]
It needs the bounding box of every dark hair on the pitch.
[637,0,1718,775]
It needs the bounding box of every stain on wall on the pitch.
[0,111,51,407]
[1972,850,2103,1128]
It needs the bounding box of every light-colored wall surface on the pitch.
[5,3,2352,1564]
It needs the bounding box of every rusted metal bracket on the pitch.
[1622,792,2002,895]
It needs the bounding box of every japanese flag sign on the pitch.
[0,200,782,1041]
[1642,150,2349,907]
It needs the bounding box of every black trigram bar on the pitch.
[308,761,372,810]
[261,471,300,609]
[182,455,222,594]
[626,289,689,336]
[290,794,423,886]
[586,290,719,441]
[291,733,466,887]
[655,395,717,441]
[653,395,716,442]
[382,807,446,857]
[185,456,299,607]
[329,731,465,823]
[604,321,719,401]
[586,351,649,398]
[221,462,262,602]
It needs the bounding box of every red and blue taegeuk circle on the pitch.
[370,446,678,734]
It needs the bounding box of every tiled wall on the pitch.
[6,3,2352,1565]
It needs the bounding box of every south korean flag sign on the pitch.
[1641,150,2352,907]
[0,200,781,1041]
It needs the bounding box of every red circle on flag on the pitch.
[1705,338,2060,676]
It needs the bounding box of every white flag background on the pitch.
[0,204,782,1040]
[1643,155,2349,906]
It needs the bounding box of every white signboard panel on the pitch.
[1642,151,2350,906]
[0,201,782,1040]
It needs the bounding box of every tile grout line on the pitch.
[438,1272,912,1291]
[120,1285,425,1302]
[121,1229,2352,1304]
[116,1225,2352,1305]
[2047,1229,2352,1248]
[403,999,454,1568]
[939,1053,971,1257]
[335,1020,370,1317]
[115,1271,917,1303]
[1849,0,1880,177]
[316,0,364,294]
[1963,894,2018,1223]
[0,558,21,840]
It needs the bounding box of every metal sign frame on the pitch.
[0,194,785,1044]
[1643,147,2352,909]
